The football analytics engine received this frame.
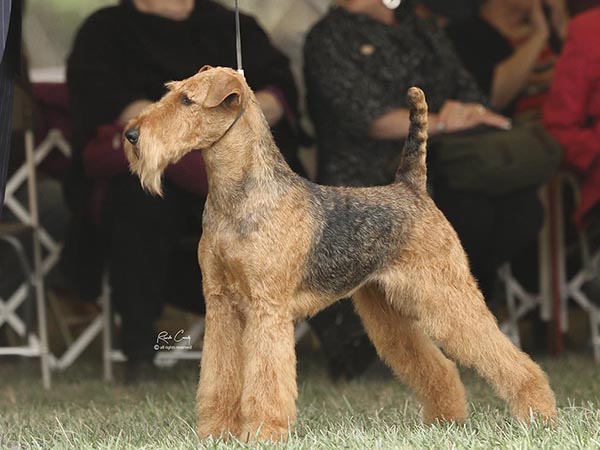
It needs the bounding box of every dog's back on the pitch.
[300,89,429,297]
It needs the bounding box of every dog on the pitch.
[123,65,557,441]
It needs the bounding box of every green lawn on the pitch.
[1,355,599,449]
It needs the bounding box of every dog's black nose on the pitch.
[125,128,139,145]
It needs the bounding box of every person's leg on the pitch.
[493,189,545,351]
[307,299,377,379]
[104,175,186,364]
[164,189,204,314]
[490,189,544,273]
[0,58,14,211]
[433,187,496,298]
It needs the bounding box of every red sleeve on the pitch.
[164,152,208,198]
[543,24,600,174]
[84,122,208,197]
[82,123,129,178]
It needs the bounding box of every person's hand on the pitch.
[436,101,511,133]
[255,89,284,126]
[119,100,153,124]
[543,0,569,39]
[530,0,551,41]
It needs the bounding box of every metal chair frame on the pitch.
[0,127,52,388]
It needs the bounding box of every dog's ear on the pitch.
[203,71,243,108]
[198,65,214,73]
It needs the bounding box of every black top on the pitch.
[304,7,486,187]
[446,16,513,98]
[66,0,301,203]
[447,16,558,116]
[1,0,21,78]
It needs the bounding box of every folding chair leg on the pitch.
[101,277,114,382]
[591,309,600,363]
[35,274,51,390]
[26,129,51,389]
[47,291,74,346]
[500,264,521,347]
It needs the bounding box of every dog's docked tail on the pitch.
[395,87,428,190]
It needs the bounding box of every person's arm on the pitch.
[545,0,570,40]
[304,24,406,138]
[67,11,145,140]
[118,100,153,124]
[369,23,509,140]
[241,15,298,127]
[488,0,550,110]
[543,25,600,173]
[369,102,510,140]
[368,109,451,139]
[254,90,284,126]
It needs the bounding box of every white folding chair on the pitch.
[10,126,106,373]
[0,120,52,388]
[554,174,600,362]
[499,185,554,348]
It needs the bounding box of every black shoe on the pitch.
[124,359,157,385]
[332,333,378,380]
[308,300,378,380]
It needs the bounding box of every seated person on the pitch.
[304,0,544,378]
[543,5,600,227]
[65,0,303,380]
[447,0,570,115]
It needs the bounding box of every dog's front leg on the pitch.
[196,293,244,440]
[239,307,297,442]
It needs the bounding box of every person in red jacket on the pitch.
[543,6,600,227]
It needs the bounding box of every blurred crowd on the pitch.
[1,0,600,382]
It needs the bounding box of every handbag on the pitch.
[430,121,563,196]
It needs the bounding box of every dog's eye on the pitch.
[181,94,194,106]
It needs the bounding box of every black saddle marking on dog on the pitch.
[301,183,398,295]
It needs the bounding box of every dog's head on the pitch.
[123,66,249,195]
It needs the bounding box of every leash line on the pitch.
[235,0,244,76]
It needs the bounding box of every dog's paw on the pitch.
[239,422,290,442]
[197,422,239,441]
[511,376,558,423]
[422,402,469,425]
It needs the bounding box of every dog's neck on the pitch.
[202,100,293,213]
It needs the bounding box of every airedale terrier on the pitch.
[123,66,557,442]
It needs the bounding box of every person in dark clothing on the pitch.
[304,0,543,378]
[0,0,21,211]
[447,0,569,115]
[305,3,508,188]
[65,0,303,379]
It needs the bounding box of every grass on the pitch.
[1,355,599,449]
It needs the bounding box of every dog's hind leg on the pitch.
[353,283,468,423]
[396,265,557,422]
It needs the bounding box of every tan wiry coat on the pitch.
[124,66,556,442]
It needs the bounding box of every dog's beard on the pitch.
[124,139,166,197]
[137,162,164,197]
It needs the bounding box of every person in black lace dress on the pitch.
[303,0,544,379]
